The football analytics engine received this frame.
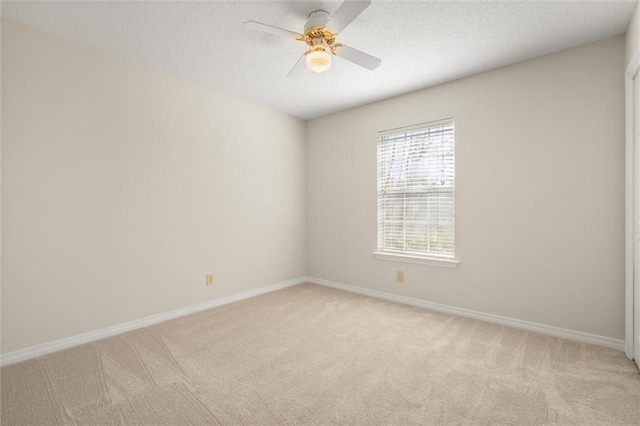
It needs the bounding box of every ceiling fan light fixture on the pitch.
[245,0,381,77]
[306,47,332,73]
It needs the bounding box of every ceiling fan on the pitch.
[245,0,381,77]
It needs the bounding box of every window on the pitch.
[375,119,457,267]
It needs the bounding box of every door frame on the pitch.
[625,50,640,360]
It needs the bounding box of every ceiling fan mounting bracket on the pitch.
[307,10,330,19]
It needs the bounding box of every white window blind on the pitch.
[377,119,455,259]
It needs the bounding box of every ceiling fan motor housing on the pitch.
[304,10,330,32]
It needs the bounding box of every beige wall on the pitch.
[627,1,639,66]
[1,18,629,354]
[307,37,626,339]
[1,20,307,353]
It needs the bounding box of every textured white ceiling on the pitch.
[1,1,636,120]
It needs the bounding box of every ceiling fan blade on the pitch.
[326,0,371,34]
[287,54,307,78]
[334,44,381,70]
[244,21,302,40]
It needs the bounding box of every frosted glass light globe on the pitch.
[306,49,332,73]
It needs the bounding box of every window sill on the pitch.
[373,252,460,268]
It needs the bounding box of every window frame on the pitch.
[373,118,459,268]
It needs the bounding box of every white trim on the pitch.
[0,277,306,367]
[307,277,625,351]
[625,50,640,360]
[373,251,459,268]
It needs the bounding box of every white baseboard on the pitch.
[306,276,626,352]
[0,277,306,367]
[3,276,624,367]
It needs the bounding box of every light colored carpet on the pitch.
[1,283,639,425]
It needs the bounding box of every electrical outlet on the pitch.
[206,274,214,286]
[396,270,404,283]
